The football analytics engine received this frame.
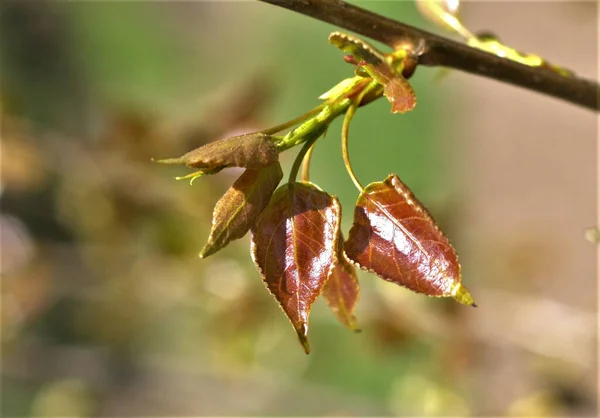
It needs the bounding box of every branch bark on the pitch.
[258,0,599,112]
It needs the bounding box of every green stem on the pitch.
[289,133,321,183]
[341,79,380,192]
[341,104,362,191]
[301,128,324,182]
[261,103,326,135]
[277,99,352,153]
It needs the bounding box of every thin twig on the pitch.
[258,0,598,111]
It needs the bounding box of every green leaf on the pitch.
[250,182,342,354]
[329,31,388,67]
[318,77,364,102]
[329,32,416,114]
[415,0,473,39]
[200,162,283,259]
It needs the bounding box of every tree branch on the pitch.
[258,0,599,112]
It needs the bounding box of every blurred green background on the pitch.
[1,1,597,416]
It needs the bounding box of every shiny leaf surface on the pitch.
[323,235,360,331]
[344,174,475,306]
[155,132,278,170]
[199,162,283,259]
[250,182,341,353]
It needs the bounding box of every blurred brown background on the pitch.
[1,1,597,416]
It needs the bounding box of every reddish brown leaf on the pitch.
[328,32,416,114]
[155,132,278,170]
[250,182,342,354]
[353,62,416,114]
[199,162,283,259]
[384,77,416,114]
[322,236,360,331]
[344,174,475,306]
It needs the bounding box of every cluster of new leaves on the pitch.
[416,0,574,76]
[156,31,475,353]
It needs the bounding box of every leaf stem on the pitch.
[301,142,316,182]
[261,103,326,135]
[277,100,350,152]
[301,127,327,182]
[289,133,321,183]
[341,104,362,191]
[341,80,379,192]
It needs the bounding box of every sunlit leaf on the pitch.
[344,174,475,306]
[468,33,574,77]
[318,77,365,102]
[322,235,360,331]
[467,35,543,67]
[415,2,575,77]
[329,31,388,68]
[415,0,473,39]
[154,132,278,170]
[329,32,416,114]
[250,182,341,353]
[199,162,283,259]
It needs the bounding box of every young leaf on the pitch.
[344,174,475,306]
[415,0,474,39]
[467,34,574,77]
[318,77,365,102]
[199,162,283,259]
[250,182,341,354]
[383,78,417,114]
[415,2,574,77]
[155,132,278,170]
[329,31,388,68]
[329,32,416,114]
[322,236,360,331]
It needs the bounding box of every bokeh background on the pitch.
[1,1,597,416]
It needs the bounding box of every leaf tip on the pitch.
[347,316,361,332]
[296,324,311,355]
[154,157,185,165]
[451,283,476,306]
[198,244,216,259]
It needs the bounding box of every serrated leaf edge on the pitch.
[249,183,343,354]
[200,163,282,258]
[323,244,361,331]
[345,173,471,301]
